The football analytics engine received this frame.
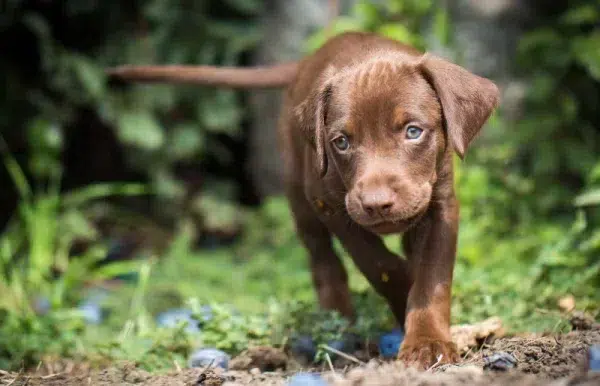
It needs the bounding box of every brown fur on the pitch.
[106,62,298,88]
[107,31,500,369]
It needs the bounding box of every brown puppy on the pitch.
[107,31,499,369]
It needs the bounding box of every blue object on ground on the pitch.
[156,308,200,333]
[287,373,329,386]
[327,339,346,352]
[589,344,600,372]
[78,300,103,324]
[188,348,230,369]
[378,328,405,358]
[197,304,213,322]
[77,288,109,324]
[483,352,518,371]
[290,335,317,361]
[34,296,51,315]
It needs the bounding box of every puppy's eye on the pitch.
[332,135,350,151]
[405,126,423,140]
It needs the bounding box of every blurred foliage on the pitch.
[306,0,450,51]
[0,135,148,369]
[455,0,600,292]
[0,0,263,232]
[0,0,599,372]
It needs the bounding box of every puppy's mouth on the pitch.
[365,211,425,234]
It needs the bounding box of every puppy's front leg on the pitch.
[398,197,460,369]
[331,220,413,326]
[287,191,354,319]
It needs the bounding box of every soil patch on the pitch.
[1,330,598,386]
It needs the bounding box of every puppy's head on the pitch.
[302,53,499,234]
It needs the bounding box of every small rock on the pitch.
[365,359,381,370]
[77,289,109,324]
[346,367,367,381]
[378,328,404,358]
[230,346,288,371]
[483,352,518,371]
[34,296,51,315]
[451,317,504,354]
[570,311,597,331]
[197,304,214,322]
[78,302,103,324]
[156,308,200,333]
[587,345,600,373]
[287,372,328,386]
[249,367,261,375]
[558,295,576,313]
[188,348,230,369]
[290,335,317,361]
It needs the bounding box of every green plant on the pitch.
[306,0,450,52]
[0,0,264,233]
[0,134,148,369]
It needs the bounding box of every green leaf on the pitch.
[71,55,106,101]
[28,118,63,152]
[589,162,600,183]
[197,90,243,135]
[432,6,451,46]
[0,135,31,200]
[59,210,98,241]
[91,260,144,282]
[377,23,418,46]
[62,183,149,208]
[222,0,263,15]
[518,29,571,69]
[560,5,599,26]
[352,2,381,29]
[304,17,366,53]
[117,112,165,151]
[574,188,600,207]
[571,31,600,80]
[167,124,204,160]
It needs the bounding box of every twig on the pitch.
[325,353,335,374]
[45,362,53,376]
[195,358,216,385]
[427,354,444,372]
[461,346,473,360]
[202,358,215,372]
[6,374,18,386]
[42,373,64,379]
[321,344,365,365]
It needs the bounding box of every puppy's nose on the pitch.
[360,188,396,217]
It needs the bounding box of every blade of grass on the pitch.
[62,183,149,208]
[0,134,32,200]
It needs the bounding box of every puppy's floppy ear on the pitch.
[313,83,333,177]
[419,54,499,158]
[296,67,336,178]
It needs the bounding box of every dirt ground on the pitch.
[1,329,598,386]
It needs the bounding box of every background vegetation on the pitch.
[0,0,598,372]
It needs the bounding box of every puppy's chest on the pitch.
[304,178,345,220]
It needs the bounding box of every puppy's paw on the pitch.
[398,339,459,370]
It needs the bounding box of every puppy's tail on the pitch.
[105,62,298,89]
